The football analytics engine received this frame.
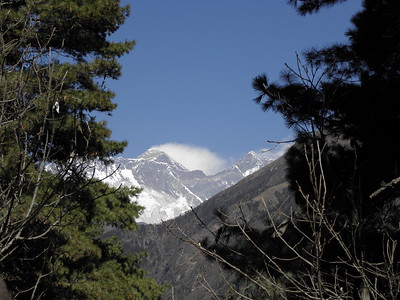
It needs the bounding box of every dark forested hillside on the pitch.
[106,155,294,299]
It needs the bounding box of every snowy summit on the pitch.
[95,147,280,223]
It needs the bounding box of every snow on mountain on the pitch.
[95,148,278,224]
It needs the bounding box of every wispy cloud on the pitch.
[261,142,292,160]
[259,134,294,161]
[152,143,227,175]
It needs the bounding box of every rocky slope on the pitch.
[105,155,295,299]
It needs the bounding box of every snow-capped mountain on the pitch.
[95,148,278,223]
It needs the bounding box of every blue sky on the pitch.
[105,0,363,172]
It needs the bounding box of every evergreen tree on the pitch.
[0,0,165,298]
[200,0,400,299]
[287,0,348,15]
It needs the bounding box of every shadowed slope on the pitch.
[106,155,294,299]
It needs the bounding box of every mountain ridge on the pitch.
[95,148,279,223]
[105,154,295,299]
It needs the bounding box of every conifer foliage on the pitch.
[0,0,164,298]
[199,0,400,299]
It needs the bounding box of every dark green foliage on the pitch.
[287,0,348,15]
[254,0,400,212]
[2,181,166,299]
[0,0,165,298]
[201,0,400,298]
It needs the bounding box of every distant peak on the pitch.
[137,148,165,158]
[136,148,189,171]
[147,147,163,153]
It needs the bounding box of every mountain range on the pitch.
[95,148,279,223]
[105,154,295,299]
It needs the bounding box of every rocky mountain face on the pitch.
[105,155,295,299]
[95,148,276,223]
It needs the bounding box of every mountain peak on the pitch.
[136,148,187,169]
[98,147,282,223]
[137,148,165,159]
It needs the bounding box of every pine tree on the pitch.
[0,0,165,298]
[199,1,400,299]
[287,0,348,15]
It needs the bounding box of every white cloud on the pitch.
[152,143,227,175]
